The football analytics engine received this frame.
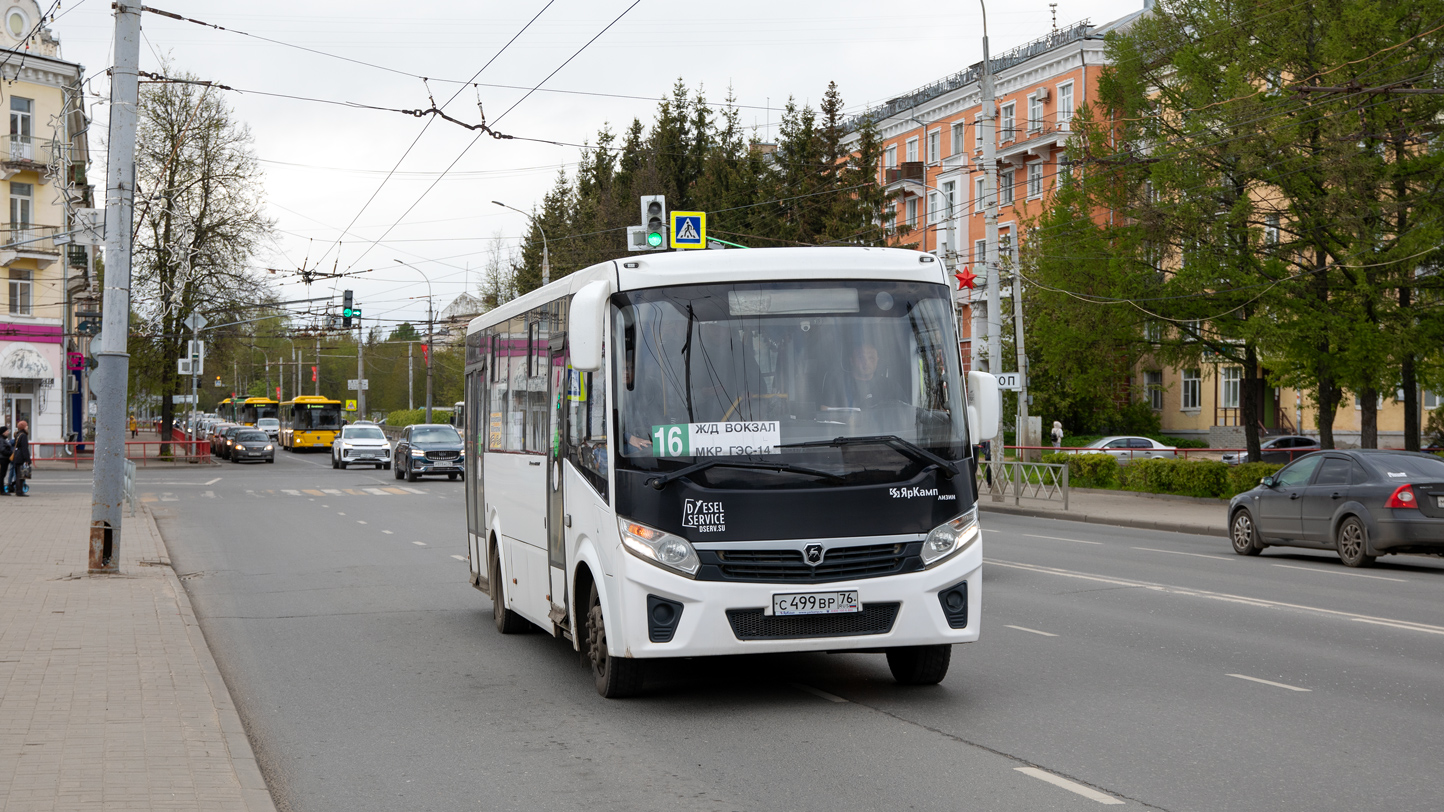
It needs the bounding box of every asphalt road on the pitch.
[61,451,1443,812]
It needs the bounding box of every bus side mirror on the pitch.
[569,279,612,372]
[966,371,1001,443]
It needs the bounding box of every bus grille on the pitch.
[726,603,900,640]
[702,543,919,583]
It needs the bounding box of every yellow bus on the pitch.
[216,397,238,423]
[279,396,343,451]
[238,397,279,426]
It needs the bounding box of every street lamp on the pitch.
[492,200,550,286]
[393,259,435,423]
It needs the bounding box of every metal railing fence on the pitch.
[976,459,1069,509]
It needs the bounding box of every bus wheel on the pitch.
[585,582,644,698]
[489,543,529,635]
[886,645,951,686]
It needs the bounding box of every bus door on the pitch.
[546,334,569,627]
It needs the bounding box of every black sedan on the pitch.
[229,429,275,463]
[1228,450,1444,566]
[392,423,465,482]
[1222,434,1321,465]
[217,425,248,460]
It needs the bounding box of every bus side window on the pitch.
[488,330,507,450]
[567,340,608,498]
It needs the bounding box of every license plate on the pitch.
[771,590,860,616]
[1438,496,1444,508]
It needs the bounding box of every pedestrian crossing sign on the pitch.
[345,399,357,412]
[669,211,706,249]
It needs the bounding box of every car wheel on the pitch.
[383,462,391,470]
[330,454,338,469]
[886,644,951,685]
[406,463,418,483]
[1336,516,1376,568]
[393,462,403,480]
[339,460,348,470]
[585,580,644,698]
[267,457,274,463]
[489,543,529,635]
[448,473,458,481]
[1230,509,1264,556]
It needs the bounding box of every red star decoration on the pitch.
[955,266,978,290]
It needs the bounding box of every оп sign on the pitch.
[995,372,1022,391]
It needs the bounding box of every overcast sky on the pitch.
[51,0,1144,329]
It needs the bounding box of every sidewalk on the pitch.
[978,487,1228,536]
[0,491,275,811]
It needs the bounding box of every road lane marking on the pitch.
[1013,768,1124,804]
[363,487,389,496]
[202,490,215,498]
[790,683,848,703]
[1227,673,1311,692]
[1004,625,1058,637]
[1022,533,1103,545]
[412,542,427,546]
[282,489,301,496]
[302,489,324,496]
[357,521,367,525]
[382,530,393,535]
[337,512,345,516]
[1272,564,1406,583]
[343,489,364,495]
[1352,618,1444,635]
[400,486,425,494]
[1132,546,1234,561]
[382,487,408,495]
[204,477,221,485]
[450,555,468,561]
[322,489,342,494]
[989,559,1444,634]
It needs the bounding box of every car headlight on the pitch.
[411,449,426,457]
[617,518,700,578]
[265,445,273,451]
[921,508,980,567]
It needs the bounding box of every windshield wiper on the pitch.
[779,435,961,479]
[646,460,845,490]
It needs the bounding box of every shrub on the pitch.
[1226,462,1284,497]
[1045,452,1120,488]
[1162,436,1210,449]
[1118,458,1229,498]
[386,409,427,428]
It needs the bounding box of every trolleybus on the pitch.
[462,247,999,697]
[280,396,343,451]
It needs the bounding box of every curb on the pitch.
[977,502,1224,537]
[138,506,280,812]
[1068,487,1231,506]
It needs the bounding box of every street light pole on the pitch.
[394,260,434,423]
[492,201,549,286]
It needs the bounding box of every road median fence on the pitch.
[31,439,215,468]
[976,459,1069,509]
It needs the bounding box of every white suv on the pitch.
[331,423,392,470]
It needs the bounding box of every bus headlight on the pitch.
[921,508,979,567]
[618,518,700,578]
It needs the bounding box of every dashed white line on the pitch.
[789,683,848,703]
[1352,617,1444,635]
[1022,533,1103,545]
[282,489,301,496]
[322,489,342,495]
[1004,624,1058,637]
[204,477,222,485]
[412,541,427,546]
[1014,768,1124,804]
[450,555,468,562]
[382,530,393,535]
[337,512,345,516]
[1271,563,1406,583]
[202,491,215,499]
[1132,546,1234,561]
[357,520,367,525]
[1227,673,1311,692]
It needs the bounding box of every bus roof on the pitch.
[242,397,278,405]
[467,247,948,334]
[281,396,341,406]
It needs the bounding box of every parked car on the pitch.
[392,423,465,482]
[332,423,392,470]
[209,422,237,455]
[1228,450,1444,567]
[229,429,275,463]
[217,425,247,460]
[256,417,281,441]
[1071,436,1177,462]
[1222,435,1320,465]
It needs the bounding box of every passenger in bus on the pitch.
[820,342,905,411]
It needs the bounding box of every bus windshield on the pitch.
[614,280,968,487]
[297,405,341,430]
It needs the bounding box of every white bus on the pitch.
[461,247,1000,697]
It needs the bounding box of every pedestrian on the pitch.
[10,419,30,496]
[128,414,138,438]
[0,425,11,495]
[1051,420,1064,450]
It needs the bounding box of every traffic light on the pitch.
[640,195,666,250]
[342,289,354,328]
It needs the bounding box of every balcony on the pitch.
[998,117,1072,165]
[0,225,61,269]
[2,135,52,180]
[884,161,925,195]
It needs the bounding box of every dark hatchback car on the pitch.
[217,425,248,460]
[1222,435,1321,465]
[1229,450,1444,567]
[229,429,275,464]
[392,423,465,482]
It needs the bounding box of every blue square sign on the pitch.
[669,211,706,249]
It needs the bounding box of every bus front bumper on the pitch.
[611,542,981,659]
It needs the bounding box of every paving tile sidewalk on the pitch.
[0,491,275,812]
[979,487,1228,536]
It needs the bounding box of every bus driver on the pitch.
[820,341,904,411]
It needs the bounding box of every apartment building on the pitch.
[0,0,93,443]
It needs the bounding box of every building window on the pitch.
[1027,162,1043,199]
[999,233,1014,268]
[9,181,31,233]
[941,180,956,220]
[9,97,32,159]
[884,205,897,233]
[905,197,918,227]
[1057,82,1074,124]
[1145,371,1164,411]
[8,268,31,315]
[1264,213,1280,245]
[1425,390,1440,410]
[1221,367,1242,409]
[1182,369,1201,410]
[999,170,1014,205]
[927,130,940,163]
[1001,103,1015,141]
[885,145,897,169]
[1144,322,1163,344]
[951,122,965,155]
[905,137,919,163]
[928,192,940,224]
[974,176,986,212]
[974,239,987,266]
[1028,94,1043,131]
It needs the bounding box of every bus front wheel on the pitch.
[489,543,529,635]
[585,582,644,698]
[886,645,951,686]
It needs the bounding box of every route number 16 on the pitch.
[651,425,688,457]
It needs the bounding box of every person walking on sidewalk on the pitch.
[1051,420,1064,450]
[129,414,138,438]
[10,420,30,496]
[0,425,11,495]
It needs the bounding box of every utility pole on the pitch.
[407,341,414,411]
[314,334,320,396]
[356,319,366,418]
[424,302,434,425]
[88,2,140,574]
[980,1,1001,391]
